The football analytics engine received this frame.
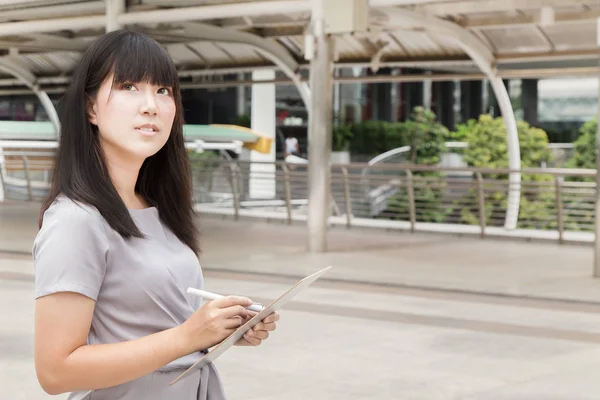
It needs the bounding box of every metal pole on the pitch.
[490,77,522,230]
[342,167,352,228]
[0,148,5,202]
[594,43,600,276]
[476,172,487,238]
[35,90,60,137]
[229,163,240,220]
[22,154,32,201]
[282,164,293,225]
[406,170,416,233]
[555,176,564,245]
[307,0,333,253]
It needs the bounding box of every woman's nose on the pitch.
[140,92,158,115]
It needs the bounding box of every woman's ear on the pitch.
[86,95,98,126]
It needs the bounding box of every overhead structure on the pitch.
[380,7,521,229]
[0,1,596,88]
[0,57,59,133]
[0,0,598,250]
[179,22,310,109]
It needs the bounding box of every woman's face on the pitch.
[88,73,176,164]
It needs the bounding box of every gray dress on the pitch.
[32,195,227,400]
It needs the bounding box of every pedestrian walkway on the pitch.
[6,201,600,399]
[2,201,600,304]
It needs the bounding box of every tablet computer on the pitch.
[170,266,332,385]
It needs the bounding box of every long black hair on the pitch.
[40,29,200,256]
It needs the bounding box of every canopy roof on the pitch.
[0,0,594,95]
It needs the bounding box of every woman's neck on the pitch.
[103,151,146,209]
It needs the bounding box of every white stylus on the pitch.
[187,288,264,313]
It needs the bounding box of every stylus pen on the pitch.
[187,288,264,313]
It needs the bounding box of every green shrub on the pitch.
[566,119,596,175]
[455,115,554,229]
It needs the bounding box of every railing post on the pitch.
[555,176,564,244]
[0,156,5,203]
[229,162,240,220]
[406,170,416,233]
[476,172,487,238]
[22,154,33,201]
[282,164,293,225]
[342,167,352,228]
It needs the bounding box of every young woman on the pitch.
[32,29,278,400]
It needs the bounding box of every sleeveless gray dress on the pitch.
[33,195,227,400]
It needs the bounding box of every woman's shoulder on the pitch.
[34,195,110,257]
[42,194,106,229]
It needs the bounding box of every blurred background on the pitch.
[3,0,600,399]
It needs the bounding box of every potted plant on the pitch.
[331,123,353,164]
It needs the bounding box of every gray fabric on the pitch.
[33,195,226,400]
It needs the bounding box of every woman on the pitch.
[32,29,278,399]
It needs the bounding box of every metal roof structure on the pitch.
[0,0,596,242]
[0,0,596,95]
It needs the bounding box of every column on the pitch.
[307,1,334,253]
[439,81,455,130]
[237,72,246,116]
[106,0,124,32]
[522,79,538,126]
[460,80,483,121]
[249,69,276,199]
[404,70,423,118]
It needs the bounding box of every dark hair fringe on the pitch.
[39,29,200,256]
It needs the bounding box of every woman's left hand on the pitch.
[234,311,280,347]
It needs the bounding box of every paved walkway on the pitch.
[2,200,600,304]
[7,201,600,399]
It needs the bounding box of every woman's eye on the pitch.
[158,88,171,95]
[122,83,136,91]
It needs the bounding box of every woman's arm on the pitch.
[35,292,251,395]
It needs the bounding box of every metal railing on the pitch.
[190,160,597,244]
[1,153,598,244]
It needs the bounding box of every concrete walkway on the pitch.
[2,201,600,304]
[7,201,600,399]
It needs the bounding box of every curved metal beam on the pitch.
[0,58,60,135]
[382,8,521,230]
[180,22,311,109]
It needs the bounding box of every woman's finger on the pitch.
[260,322,277,331]
[252,322,264,331]
[250,330,269,340]
[243,330,262,346]
[263,312,280,324]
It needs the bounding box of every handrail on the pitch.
[2,157,599,247]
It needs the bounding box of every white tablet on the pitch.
[170,266,332,385]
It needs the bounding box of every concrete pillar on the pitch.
[439,81,455,130]
[423,71,432,111]
[249,69,276,199]
[106,0,124,32]
[522,79,538,126]
[404,70,423,118]
[307,1,334,253]
[372,81,392,121]
[237,73,245,116]
[460,80,483,121]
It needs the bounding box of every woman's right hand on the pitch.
[178,296,253,353]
